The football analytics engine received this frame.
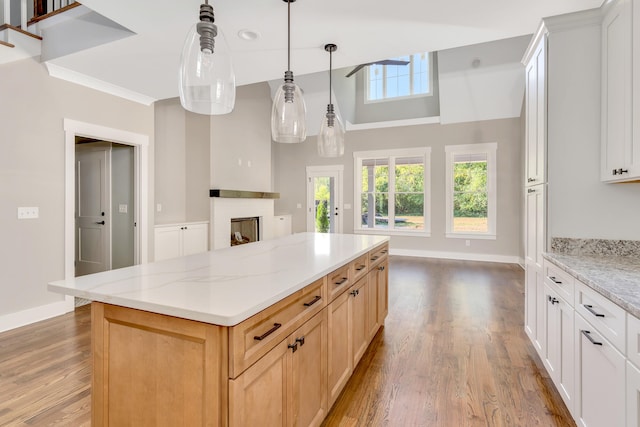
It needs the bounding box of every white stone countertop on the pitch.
[543,252,640,319]
[49,233,389,326]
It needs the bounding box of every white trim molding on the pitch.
[64,119,150,309]
[346,116,440,131]
[47,63,156,106]
[390,248,521,264]
[0,298,72,333]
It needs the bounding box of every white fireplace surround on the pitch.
[210,198,275,250]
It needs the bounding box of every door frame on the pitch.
[306,165,344,233]
[63,119,149,310]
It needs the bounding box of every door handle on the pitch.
[95,221,105,225]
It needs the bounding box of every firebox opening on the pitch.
[231,217,260,246]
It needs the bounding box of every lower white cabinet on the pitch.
[525,263,545,358]
[627,361,640,427]
[543,284,575,414]
[154,222,208,261]
[575,313,625,427]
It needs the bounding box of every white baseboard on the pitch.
[389,248,521,264]
[0,297,74,333]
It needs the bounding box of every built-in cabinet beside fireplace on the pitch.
[154,221,209,261]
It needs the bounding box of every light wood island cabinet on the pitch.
[88,237,390,427]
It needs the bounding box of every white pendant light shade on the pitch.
[318,106,345,157]
[179,3,235,115]
[271,74,307,143]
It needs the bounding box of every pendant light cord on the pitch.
[329,48,332,105]
[287,0,291,72]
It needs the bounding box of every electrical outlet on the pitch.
[156,203,162,212]
[119,204,128,213]
[296,203,302,209]
[465,240,471,247]
[344,203,352,210]
[18,207,39,219]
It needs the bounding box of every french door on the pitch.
[306,166,343,233]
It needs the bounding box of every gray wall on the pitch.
[547,21,640,240]
[211,83,272,191]
[0,57,154,319]
[354,53,441,124]
[273,117,522,259]
[111,144,135,269]
[154,98,210,225]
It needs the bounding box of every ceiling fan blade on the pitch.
[345,63,368,78]
[375,59,410,66]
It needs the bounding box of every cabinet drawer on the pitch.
[543,260,575,306]
[229,277,327,378]
[575,280,626,353]
[627,313,640,369]
[350,254,369,284]
[328,264,351,302]
[368,243,389,269]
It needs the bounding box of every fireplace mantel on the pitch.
[209,189,279,199]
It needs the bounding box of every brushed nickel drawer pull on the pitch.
[334,277,348,285]
[355,265,366,271]
[584,304,605,318]
[581,330,603,346]
[303,296,321,307]
[254,323,282,341]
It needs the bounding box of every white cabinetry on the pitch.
[575,313,625,427]
[601,0,640,182]
[524,184,546,357]
[525,34,546,187]
[154,222,208,261]
[627,313,640,427]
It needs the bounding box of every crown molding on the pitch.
[45,62,156,106]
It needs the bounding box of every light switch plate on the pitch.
[344,204,352,210]
[119,204,128,213]
[18,207,39,219]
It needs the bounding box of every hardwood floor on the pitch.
[0,257,574,426]
[322,257,575,427]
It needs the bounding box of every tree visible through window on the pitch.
[445,143,497,239]
[367,53,431,102]
[355,148,430,235]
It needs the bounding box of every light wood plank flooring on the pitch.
[0,257,574,426]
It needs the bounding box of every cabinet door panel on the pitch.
[290,311,327,427]
[627,361,640,427]
[229,340,289,427]
[575,314,625,427]
[327,291,352,407]
[182,223,208,256]
[366,270,379,342]
[154,226,182,261]
[376,260,389,325]
[351,277,368,367]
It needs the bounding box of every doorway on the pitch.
[75,140,135,277]
[63,119,149,312]
[306,165,344,233]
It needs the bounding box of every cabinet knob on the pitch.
[527,188,536,194]
[295,336,305,347]
[288,342,298,353]
[350,290,359,297]
[378,266,385,271]
[612,169,618,175]
[620,168,629,174]
[527,178,536,182]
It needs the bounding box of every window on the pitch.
[354,148,431,236]
[366,53,432,102]
[445,143,497,239]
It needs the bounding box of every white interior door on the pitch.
[306,165,344,233]
[76,143,111,276]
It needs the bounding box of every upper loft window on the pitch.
[366,53,432,103]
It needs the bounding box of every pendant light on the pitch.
[317,44,345,157]
[179,0,236,115]
[271,0,307,143]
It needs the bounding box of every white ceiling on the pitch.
[44,0,604,103]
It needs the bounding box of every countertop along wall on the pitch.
[273,117,522,262]
[0,57,155,331]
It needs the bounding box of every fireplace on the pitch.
[231,217,259,246]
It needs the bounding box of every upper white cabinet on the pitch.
[154,222,209,261]
[601,0,640,182]
[524,34,547,187]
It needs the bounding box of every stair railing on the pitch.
[31,0,76,24]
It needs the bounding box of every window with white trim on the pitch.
[366,53,432,102]
[445,143,497,239]
[354,148,431,236]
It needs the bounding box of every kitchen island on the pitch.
[49,232,390,426]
